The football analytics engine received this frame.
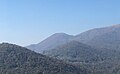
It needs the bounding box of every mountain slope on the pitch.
[74,24,120,50]
[27,33,73,53]
[0,43,88,74]
[44,41,120,74]
[44,41,104,63]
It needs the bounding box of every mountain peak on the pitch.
[52,33,73,37]
[27,33,74,53]
[54,33,68,35]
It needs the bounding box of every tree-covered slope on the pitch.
[44,41,120,74]
[44,41,102,63]
[0,43,88,74]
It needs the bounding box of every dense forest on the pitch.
[0,43,89,74]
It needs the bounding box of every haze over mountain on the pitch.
[27,24,120,53]
[75,24,120,50]
[27,33,73,53]
[0,43,88,74]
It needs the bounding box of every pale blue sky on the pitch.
[0,0,120,46]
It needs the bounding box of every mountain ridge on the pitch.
[27,24,120,52]
[0,42,88,74]
[27,33,74,53]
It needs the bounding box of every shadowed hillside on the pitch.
[0,43,88,74]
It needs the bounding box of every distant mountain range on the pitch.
[0,43,88,74]
[74,24,120,50]
[26,33,74,53]
[27,24,120,53]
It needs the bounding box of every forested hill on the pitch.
[0,43,88,74]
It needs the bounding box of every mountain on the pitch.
[44,41,120,63]
[0,43,88,74]
[27,24,120,53]
[27,33,74,53]
[44,41,120,74]
[74,24,120,50]
[44,41,102,63]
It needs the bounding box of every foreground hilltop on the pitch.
[0,43,88,74]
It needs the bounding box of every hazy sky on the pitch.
[0,0,120,46]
